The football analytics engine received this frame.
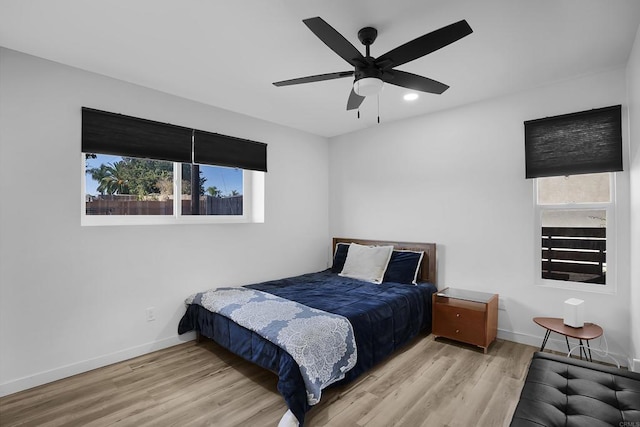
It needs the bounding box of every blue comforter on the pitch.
[178,269,437,426]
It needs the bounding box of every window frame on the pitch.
[533,172,617,294]
[81,154,264,226]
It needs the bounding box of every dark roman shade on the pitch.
[82,107,192,163]
[194,130,267,172]
[82,107,268,171]
[524,105,622,179]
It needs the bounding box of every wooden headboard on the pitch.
[332,237,437,285]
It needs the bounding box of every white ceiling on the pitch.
[1,0,639,138]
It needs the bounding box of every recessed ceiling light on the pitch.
[403,93,419,101]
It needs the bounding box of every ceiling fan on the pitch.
[273,17,473,111]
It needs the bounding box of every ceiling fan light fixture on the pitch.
[353,77,384,97]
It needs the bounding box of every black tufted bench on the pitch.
[510,352,640,426]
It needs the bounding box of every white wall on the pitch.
[329,68,632,363]
[627,25,640,372]
[0,48,330,395]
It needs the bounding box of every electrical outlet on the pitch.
[146,307,156,322]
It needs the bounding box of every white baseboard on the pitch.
[628,358,640,373]
[497,328,627,368]
[0,332,196,397]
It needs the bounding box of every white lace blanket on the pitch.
[186,287,357,405]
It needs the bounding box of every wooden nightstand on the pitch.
[432,287,498,353]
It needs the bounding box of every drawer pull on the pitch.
[456,313,460,317]
[456,329,460,333]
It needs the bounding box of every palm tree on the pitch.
[98,162,130,195]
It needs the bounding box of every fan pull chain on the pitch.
[377,95,380,124]
[357,109,360,119]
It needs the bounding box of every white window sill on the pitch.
[536,278,615,295]
[81,215,262,227]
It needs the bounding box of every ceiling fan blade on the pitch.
[303,17,366,67]
[273,71,354,87]
[383,70,449,94]
[347,88,365,110]
[375,20,472,69]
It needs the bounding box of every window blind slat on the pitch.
[82,107,193,163]
[193,130,267,172]
[524,105,622,178]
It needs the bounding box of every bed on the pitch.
[178,238,438,426]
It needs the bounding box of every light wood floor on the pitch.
[0,335,537,426]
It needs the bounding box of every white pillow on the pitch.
[339,243,394,284]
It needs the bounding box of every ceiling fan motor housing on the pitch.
[354,64,383,82]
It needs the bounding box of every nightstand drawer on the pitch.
[436,323,484,346]
[433,303,485,324]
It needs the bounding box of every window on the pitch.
[84,154,245,217]
[535,173,614,290]
[525,105,622,292]
[81,108,266,225]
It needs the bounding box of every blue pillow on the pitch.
[383,250,424,284]
[331,243,350,273]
